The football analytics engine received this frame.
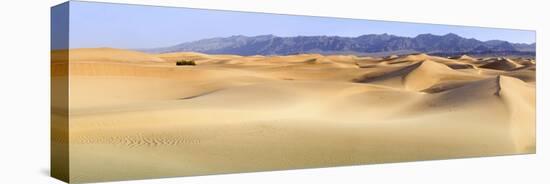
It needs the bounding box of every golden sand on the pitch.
[52,48,535,182]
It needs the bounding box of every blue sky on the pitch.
[68,1,536,49]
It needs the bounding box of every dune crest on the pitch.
[498,76,536,152]
[353,60,483,91]
[479,57,524,71]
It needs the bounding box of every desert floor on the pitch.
[52,48,535,183]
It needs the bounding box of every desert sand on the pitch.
[52,48,536,183]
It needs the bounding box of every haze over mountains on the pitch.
[144,33,536,56]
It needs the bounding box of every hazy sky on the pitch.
[68,1,536,49]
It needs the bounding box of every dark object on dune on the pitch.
[304,58,318,64]
[176,60,196,66]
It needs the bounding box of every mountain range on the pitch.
[144,33,536,56]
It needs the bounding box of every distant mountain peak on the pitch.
[416,33,437,37]
[443,33,460,37]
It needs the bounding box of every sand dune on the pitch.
[353,60,483,91]
[53,48,536,182]
[453,54,477,61]
[479,57,524,71]
[69,48,166,63]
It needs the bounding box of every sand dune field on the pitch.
[51,48,536,182]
